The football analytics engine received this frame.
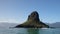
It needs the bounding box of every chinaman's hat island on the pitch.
[15,11,49,28]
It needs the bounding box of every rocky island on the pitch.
[15,11,49,28]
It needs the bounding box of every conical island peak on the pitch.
[28,11,40,22]
[15,11,49,28]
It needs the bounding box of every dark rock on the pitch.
[15,11,49,28]
[28,11,40,21]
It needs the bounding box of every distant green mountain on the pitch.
[15,11,49,28]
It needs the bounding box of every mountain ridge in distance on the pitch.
[49,22,60,28]
[0,22,18,28]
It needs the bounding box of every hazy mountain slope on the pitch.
[48,22,60,28]
[0,22,18,28]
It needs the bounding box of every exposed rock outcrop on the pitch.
[15,11,49,28]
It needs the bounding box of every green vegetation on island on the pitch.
[15,11,49,28]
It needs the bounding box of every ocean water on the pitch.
[0,28,60,34]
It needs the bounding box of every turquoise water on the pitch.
[0,28,60,34]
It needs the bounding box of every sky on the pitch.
[0,0,60,24]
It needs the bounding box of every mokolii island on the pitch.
[15,11,49,28]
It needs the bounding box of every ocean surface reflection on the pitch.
[27,28,39,34]
[0,28,60,34]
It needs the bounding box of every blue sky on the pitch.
[0,0,60,24]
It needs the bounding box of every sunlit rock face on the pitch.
[15,11,49,28]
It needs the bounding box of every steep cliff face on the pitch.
[28,11,40,21]
[15,11,49,28]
